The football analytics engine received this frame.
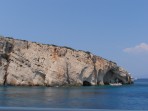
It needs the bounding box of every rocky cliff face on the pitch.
[0,36,133,86]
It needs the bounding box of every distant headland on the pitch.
[0,36,133,86]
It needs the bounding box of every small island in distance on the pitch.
[0,36,133,87]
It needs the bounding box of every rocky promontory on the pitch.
[0,36,133,86]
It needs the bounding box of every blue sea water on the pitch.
[0,79,148,110]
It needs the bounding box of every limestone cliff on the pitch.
[0,36,133,86]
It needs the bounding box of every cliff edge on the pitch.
[0,36,133,86]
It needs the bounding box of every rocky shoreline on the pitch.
[0,36,133,86]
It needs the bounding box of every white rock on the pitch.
[0,37,133,86]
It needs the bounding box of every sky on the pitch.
[0,0,148,78]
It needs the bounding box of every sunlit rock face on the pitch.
[0,36,133,86]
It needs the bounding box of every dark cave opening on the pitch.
[103,69,123,85]
[83,81,91,86]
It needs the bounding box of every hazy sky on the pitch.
[0,0,148,78]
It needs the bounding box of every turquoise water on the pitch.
[0,79,148,110]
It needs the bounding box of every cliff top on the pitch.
[0,36,116,64]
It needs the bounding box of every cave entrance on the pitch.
[83,81,91,86]
[103,70,123,85]
[103,70,115,85]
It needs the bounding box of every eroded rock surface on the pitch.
[0,36,133,86]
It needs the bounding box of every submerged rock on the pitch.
[0,36,133,86]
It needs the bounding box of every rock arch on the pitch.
[103,69,115,85]
[103,69,125,85]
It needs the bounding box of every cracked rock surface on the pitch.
[0,36,133,86]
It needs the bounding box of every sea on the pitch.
[0,79,148,111]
